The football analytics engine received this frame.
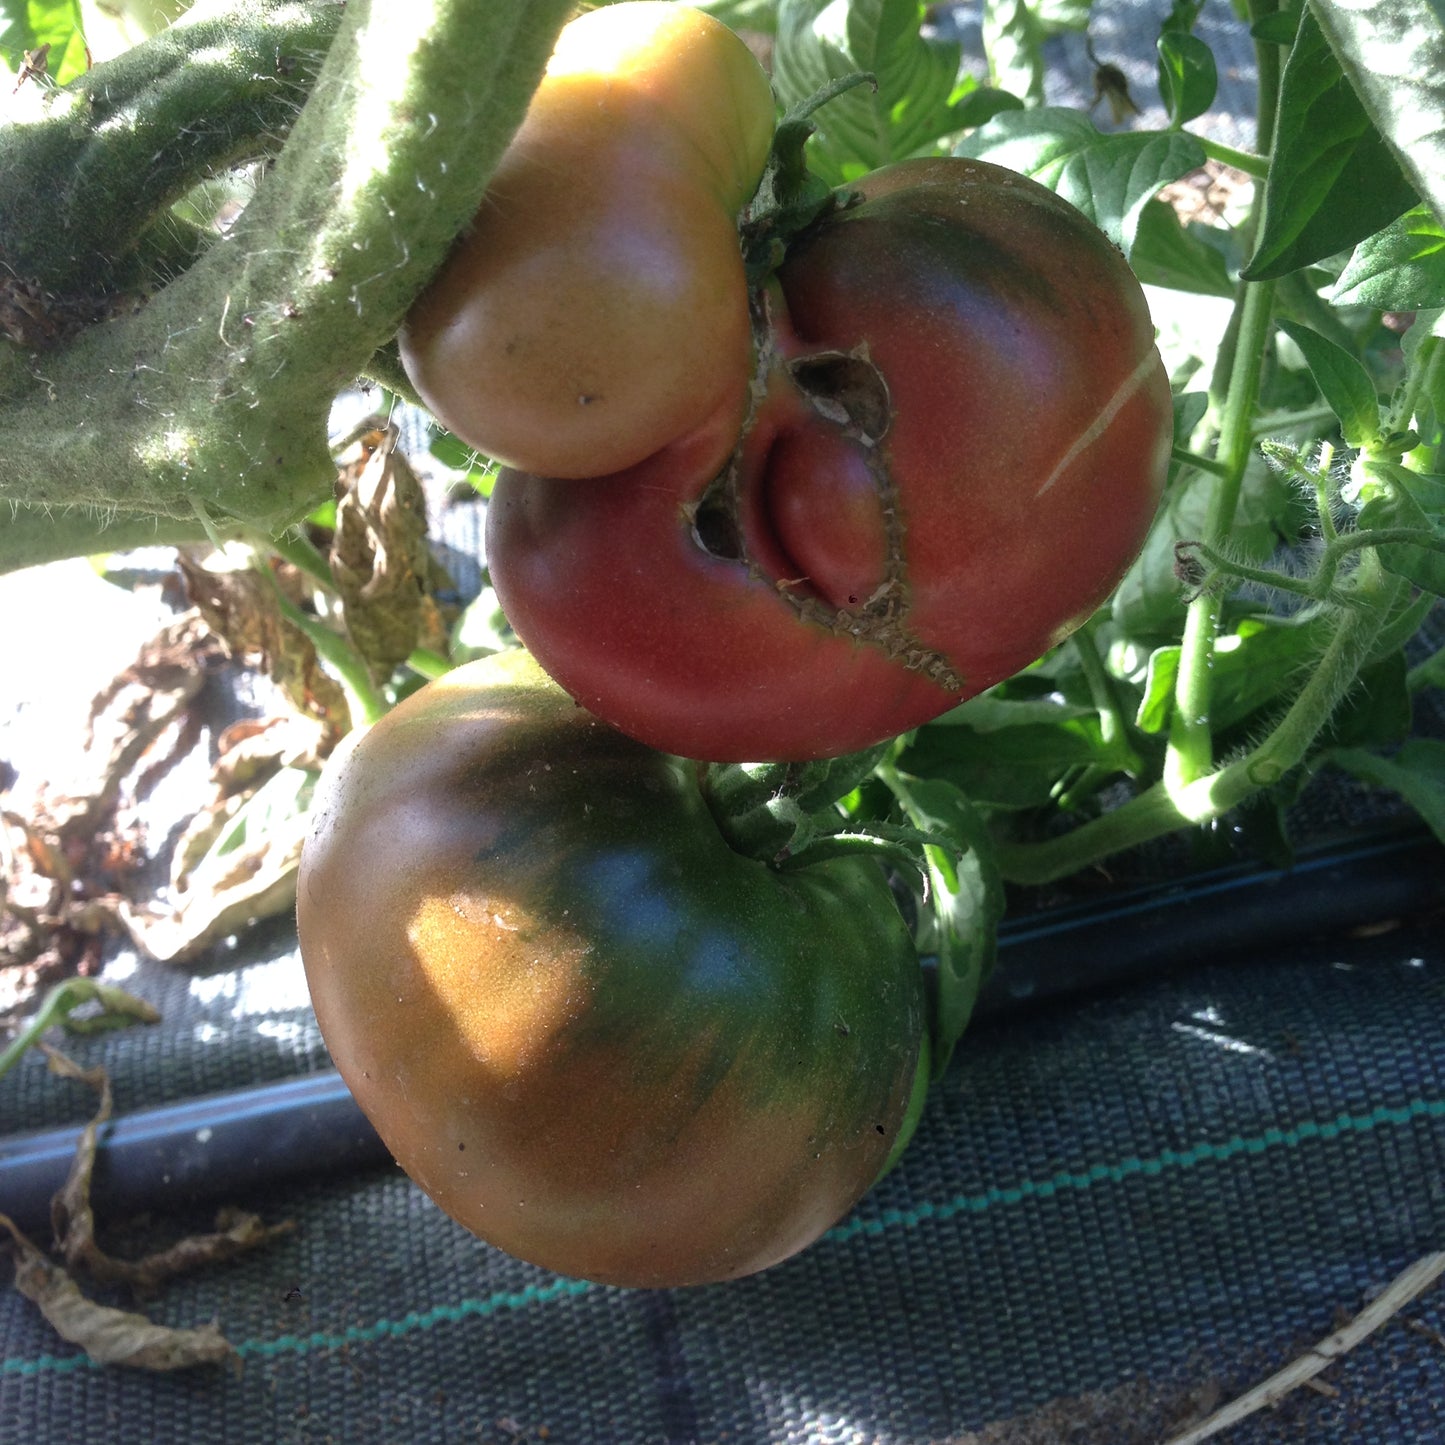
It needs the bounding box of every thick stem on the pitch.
[0,0,342,290]
[998,554,1406,885]
[1165,276,1277,788]
[0,0,573,575]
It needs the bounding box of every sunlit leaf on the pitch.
[955,107,1206,252]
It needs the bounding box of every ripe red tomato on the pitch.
[398,2,775,479]
[297,650,923,1288]
[487,156,1174,762]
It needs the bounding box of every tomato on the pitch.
[486,156,1174,762]
[398,2,775,480]
[296,649,924,1288]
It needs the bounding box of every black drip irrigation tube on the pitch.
[2,827,1441,1237]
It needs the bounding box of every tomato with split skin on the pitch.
[296,650,925,1289]
[486,155,1174,763]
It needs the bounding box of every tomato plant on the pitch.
[296,648,924,1289]
[398,2,776,479]
[487,155,1173,762]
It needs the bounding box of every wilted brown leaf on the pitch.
[1,1214,240,1371]
[179,553,350,739]
[330,427,438,681]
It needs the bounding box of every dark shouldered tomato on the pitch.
[398,2,775,480]
[296,649,923,1288]
[487,156,1173,763]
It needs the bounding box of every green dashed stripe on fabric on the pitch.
[825,1097,1445,1242]
[4,1095,1443,1378]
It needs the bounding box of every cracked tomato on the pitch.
[486,156,1174,762]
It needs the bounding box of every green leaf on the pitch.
[695,0,781,33]
[900,713,1132,809]
[1357,481,1445,597]
[1,0,87,81]
[1136,644,1180,733]
[1250,9,1302,46]
[1400,309,1445,444]
[1331,207,1445,310]
[1112,459,1292,639]
[773,0,1019,183]
[1329,740,1445,842]
[954,107,1207,252]
[1129,197,1235,296]
[1275,320,1382,449]
[1243,6,1419,281]
[1317,649,1413,751]
[1309,0,1445,233]
[981,0,1090,107]
[1157,31,1218,127]
[883,772,1003,1078]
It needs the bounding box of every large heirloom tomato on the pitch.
[487,156,1173,763]
[398,2,774,479]
[296,650,924,1288]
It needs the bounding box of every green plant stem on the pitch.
[1166,275,1278,789]
[0,0,342,289]
[1186,526,1443,602]
[0,0,574,575]
[1172,446,1232,478]
[1194,137,1270,178]
[266,527,333,587]
[998,554,1405,885]
[1072,620,1143,768]
[1407,640,1445,693]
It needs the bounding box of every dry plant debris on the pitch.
[0,1046,293,1372]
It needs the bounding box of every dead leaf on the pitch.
[120,765,315,963]
[179,553,350,739]
[1,1214,239,1371]
[330,427,439,680]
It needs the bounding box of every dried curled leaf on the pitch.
[0,1049,292,1371]
[179,553,350,738]
[1,1215,239,1372]
[330,427,437,680]
[120,765,315,964]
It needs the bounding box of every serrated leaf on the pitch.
[1243,6,1418,281]
[1130,197,1235,296]
[774,0,1014,182]
[1357,484,1445,597]
[954,108,1207,252]
[883,772,1002,1078]
[1310,0,1445,233]
[1275,320,1381,448]
[1330,740,1445,843]
[1157,31,1218,127]
[1331,207,1445,309]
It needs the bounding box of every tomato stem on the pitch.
[1165,275,1277,791]
[996,551,1406,885]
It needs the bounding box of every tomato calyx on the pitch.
[741,72,875,287]
[699,747,960,904]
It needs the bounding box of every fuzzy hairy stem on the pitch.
[997,552,1405,885]
[0,0,573,575]
[0,0,342,290]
